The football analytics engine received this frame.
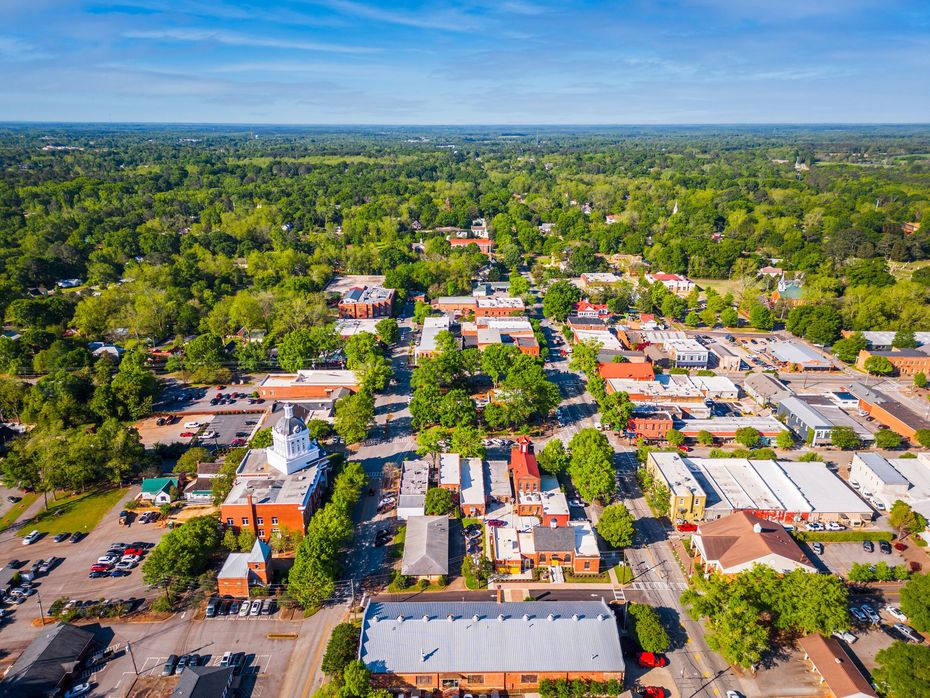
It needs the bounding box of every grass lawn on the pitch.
[563,570,611,583]
[615,563,634,585]
[0,492,39,532]
[21,487,129,536]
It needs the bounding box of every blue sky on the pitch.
[1,0,928,124]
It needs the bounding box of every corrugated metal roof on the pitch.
[359,600,624,674]
[401,516,449,576]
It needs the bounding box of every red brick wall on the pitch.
[257,383,358,400]
[220,501,310,541]
[338,300,393,319]
[217,577,249,598]
[373,670,623,692]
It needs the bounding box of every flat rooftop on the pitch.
[574,329,624,350]
[485,460,511,499]
[325,275,386,294]
[418,316,451,354]
[477,296,524,309]
[461,457,485,506]
[335,318,381,337]
[259,370,358,388]
[225,461,322,508]
[439,453,460,487]
[340,285,394,304]
[649,452,707,498]
[768,341,833,367]
[401,459,430,495]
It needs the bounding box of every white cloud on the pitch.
[124,28,378,53]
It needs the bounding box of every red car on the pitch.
[637,652,669,668]
[485,519,507,528]
[641,688,667,698]
[123,547,145,557]
[676,522,698,533]
[180,431,195,438]
[894,542,908,551]
[90,564,112,572]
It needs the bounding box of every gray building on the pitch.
[744,372,793,407]
[2,622,95,697]
[171,665,234,698]
[401,516,449,580]
[777,396,834,445]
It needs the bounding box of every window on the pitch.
[467,676,484,685]
[241,518,249,525]
[256,517,264,525]
[583,560,591,570]
[520,675,538,685]
[538,554,546,563]
[441,679,459,689]
[416,676,433,687]
[226,518,234,526]
[257,530,265,538]
[271,517,279,525]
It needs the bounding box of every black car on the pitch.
[186,653,202,667]
[88,571,109,579]
[110,570,131,577]
[879,540,892,554]
[863,540,875,553]
[6,496,21,504]
[53,532,70,543]
[230,652,246,675]
[162,654,179,676]
[176,655,190,673]
[69,532,83,543]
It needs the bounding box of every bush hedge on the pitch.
[539,678,624,698]
[794,530,894,542]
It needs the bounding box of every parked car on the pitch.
[219,651,233,667]
[109,570,130,578]
[183,421,202,429]
[676,522,698,533]
[861,604,880,624]
[637,652,668,668]
[892,623,923,643]
[68,532,84,543]
[485,519,507,528]
[249,599,262,616]
[894,542,908,551]
[886,606,908,623]
[641,688,667,698]
[826,522,846,531]
[261,598,275,615]
[804,522,824,532]
[64,683,93,698]
[832,631,857,644]
[862,540,875,553]
[22,530,41,545]
[812,542,824,555]
[205,597,219,618]
[238,601,251,617]
[180,431,196,438]
[176,655,191,673]
[230,600,240,615]
[879,540,892,554]
[725,692,744,698]
[230,651,246,675]
[850,607,867,623]
[53,532,70,543]
[161,655,179,676]
[6,495,21,504]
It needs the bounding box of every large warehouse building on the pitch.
[358,600,625,693]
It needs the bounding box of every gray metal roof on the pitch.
[359,600,624,674]
[4,622,94,695]
[853,452,910,486]
[401,516,449,576]
[744,372,792,399]
[171,665,234,697]
[778,396,832,429]
[532,525,575,552]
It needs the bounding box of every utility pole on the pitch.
[36,591,45,626]
[126,641,139,675]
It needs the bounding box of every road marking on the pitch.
[302,622,332,698]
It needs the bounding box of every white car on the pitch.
[22,530,41,545]
[183,421,202,429]
[805,522,825,531]
[726,692,744,698]
[201,431,219,439]
[886,606,908,623]
[833,630,858,644]
[64,684,92,698]
[826,522,846,531]
[114,561,136,571]
[861,604,881,624]
[97,555,119,565]
[121,554,142,564]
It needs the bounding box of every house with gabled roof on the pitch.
[401,516,449,581]
[216,538,272,598]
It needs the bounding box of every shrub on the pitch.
[151,596,173,613]
[793,530,894,542]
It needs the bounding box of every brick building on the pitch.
[462,317,539,357]
[598,361,655,381]
[257,370,359,400]
[509,436,541,495]
[358,600,625,693]
[856,347,930,376]
[338,286,395,319]
[217,538,272,597]
[220,403,330,541]
[449,237,494,255]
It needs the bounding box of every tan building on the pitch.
[691,512,816,575]
[797,634,877,698]
[856,347,930,376]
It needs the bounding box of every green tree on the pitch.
[748,304,774,331]
[830,426,860,450]
[416,426,450,462]
[735,427,761,448]
[375,318,399,345]
[424,487,454,515]
[174,447,211,474]
[893,329,918,349]
[184,333,225,371]
[481,344,521,386]
[916,429,930,448]
[438,389,477,428]
[334,391,374,444]
[237,528,256,552]
[889,500,928,538]
[628,603,670,653]
[697,430,715,447]
[413,301,432,326]
[542,281,581,322]
[251,427,272,448]
[596,503,636,548]
[278,328,320,373]
[341,660,372,698]
[720,307,739,327]
[914,371,928,389]
[700,308,717,328]
[322,623,361,677]
[875,429,902,449]
[775,430,795,449]
[684,311,700,327]
[410,383,443,430]
[864,355,894,376]
[665,428,685,447]
[141,516,221,594]
[449,425,486,458]
[568,428,616,504]
[900,573,930,632]
[873,642,930,697]
[832,332,867,364]
[537,439,569,475]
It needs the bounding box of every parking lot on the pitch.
[136,411,264,448]
[0,487,167,643]
[806,540,908,576]
[152,378,265,416]
[90,611,300,697]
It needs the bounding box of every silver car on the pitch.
[861,604,880,624]
[249,599,262,616]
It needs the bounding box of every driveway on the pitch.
[809,541,908,577]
